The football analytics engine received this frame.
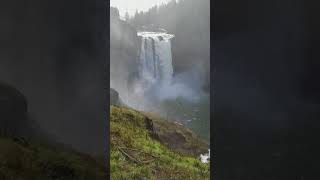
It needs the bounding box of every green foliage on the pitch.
[110,106,210,180]
[0,138,107,180]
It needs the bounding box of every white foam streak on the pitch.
[200,149,210,163]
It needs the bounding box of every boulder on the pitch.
[110,88,124,107]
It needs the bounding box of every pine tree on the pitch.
[125,11,130,22]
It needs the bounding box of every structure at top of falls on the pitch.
[137,32,175,88]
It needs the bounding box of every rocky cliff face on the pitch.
[110,7,140,97]
[110,88,125,107]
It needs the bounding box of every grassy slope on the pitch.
[0,137,107,180]
[110,106,210,180]
[143,111,209,157]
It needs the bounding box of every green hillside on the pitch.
[110,106,210,180]
[0,137,107,180]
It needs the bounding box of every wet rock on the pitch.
[110,88,125,107]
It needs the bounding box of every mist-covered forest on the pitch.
[130,0,210,91]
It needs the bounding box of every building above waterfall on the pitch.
[138,31,175,40]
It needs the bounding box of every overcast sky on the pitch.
[110,0,172,17]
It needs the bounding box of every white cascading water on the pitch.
[138,32,175,87]
[127,31,175,110]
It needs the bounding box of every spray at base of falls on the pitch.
[126,31,202,111]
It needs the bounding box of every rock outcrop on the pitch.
[110,88,125,107]
[143,112,209,157]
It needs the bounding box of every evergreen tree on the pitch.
[125,11,130,22]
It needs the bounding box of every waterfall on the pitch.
[127,31,175,110]
[138,32,175,87]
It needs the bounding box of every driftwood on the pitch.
[118,146,160,158]
[117,146,159,164]
[117,146,141,164]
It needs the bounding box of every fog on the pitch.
[111,0,172,16]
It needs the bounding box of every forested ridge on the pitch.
[129,0,210,91]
